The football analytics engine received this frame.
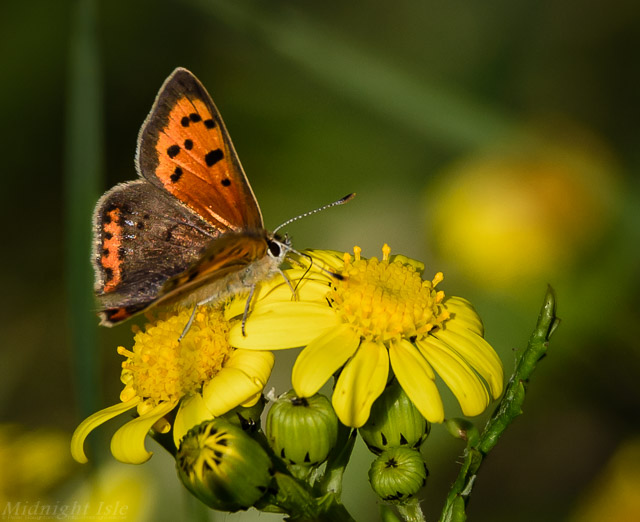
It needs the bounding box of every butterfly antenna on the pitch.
[272,193,355,235]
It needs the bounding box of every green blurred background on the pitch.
[2,0,639,520]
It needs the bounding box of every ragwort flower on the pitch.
[71,307,273,464]
[228,245,503,428]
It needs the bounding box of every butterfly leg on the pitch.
[241,285,257,337]
[179,305,199,341]
[278,267,298,301]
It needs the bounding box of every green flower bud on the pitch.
[176,418,272,511]
[359,380,430,455]
[368,447,428,503]
[444,418,480,446]
[266,391,338,467]
[221,395,266,431]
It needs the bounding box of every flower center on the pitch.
[329,245,449,342]
[118,307,232,413]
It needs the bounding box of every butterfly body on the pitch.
[93,68,288,326]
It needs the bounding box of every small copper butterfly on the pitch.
[93,67,351,327]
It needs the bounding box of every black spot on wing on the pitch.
[205,149,224,167]
[221,178,231,187]
[189,113,201,122]
[181,116,190,127]
[171,167,183,183]
[204,119,215,129]
[167,144,180,158]
[184,139,193,150]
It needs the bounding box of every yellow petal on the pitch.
[71,398,140,463]
[417,337,490,417]
[110,400,177,464]
[202,367,267,416]
[229,302,341,349]
[443,297,484,336]
[292,323,360,397]
[173,394,213,449]
[240,391,263,408]
[433,327,503,399]
[264,272,333,302]
[333,341,389,428]
[224,268,334,319]
[305,249,344,271]
[224,349,275,385]
[389,339,444,423]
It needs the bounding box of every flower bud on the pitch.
[368,447,428,502]
[266,391,338,467]
[444,418,480,446]
[359,381,430,455]
[176,418,272,511]
[221,395,266,431]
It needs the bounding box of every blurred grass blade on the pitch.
[65,0,103,421]
[197,0,518,150]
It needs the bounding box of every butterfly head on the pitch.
[266,233,292,265]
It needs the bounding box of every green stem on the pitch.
[318,426,356,498]
[439,286,559,522]
[397,498,426,522]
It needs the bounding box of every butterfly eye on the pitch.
[267,240,282,258]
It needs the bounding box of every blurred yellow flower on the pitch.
[69,463,155,521]
[0,425,74,504]
[570,437,640,522]
[228,246,503,428]
[427,130,618,289]
[71,307,273,464]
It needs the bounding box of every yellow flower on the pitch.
[570,437,640,522]
[228,245,503,428]
[0,425,74,504]
[426,131,619,289]
[71,307,273,464]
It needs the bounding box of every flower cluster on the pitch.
[71,244,504,517]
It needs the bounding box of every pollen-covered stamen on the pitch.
[118,308,232,413]
[329,245,450,342]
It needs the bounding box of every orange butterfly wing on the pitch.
[136,67,263,231]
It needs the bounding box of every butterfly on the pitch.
[93,67,323,328]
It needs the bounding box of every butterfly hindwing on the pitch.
[93,179,219,323]
[136,67,263,232]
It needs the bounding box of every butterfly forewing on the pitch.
[155,231,270,306]
[136,67,263,231]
